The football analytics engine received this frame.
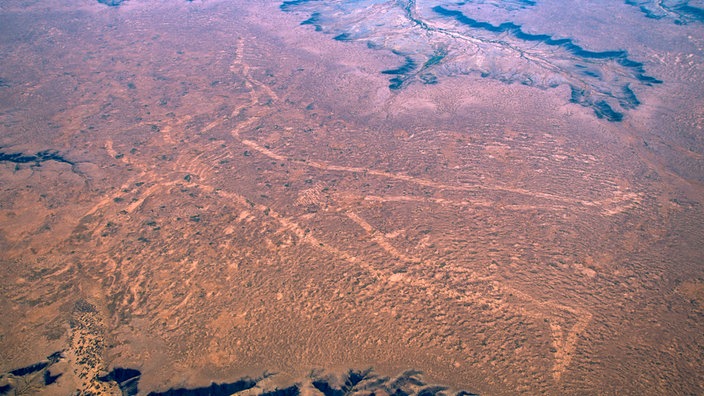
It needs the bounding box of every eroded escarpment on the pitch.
[1,359,480,396]
[282,0,662,121]
[626,0,704,24]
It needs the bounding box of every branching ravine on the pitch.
[284,0,662,120]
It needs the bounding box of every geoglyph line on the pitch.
[493,282,593,382]
[224,30,639,213]
[79,35,594,383]
[240,136,638,209]
[345,211,421,264]
[357,193,572,212]
[230,37,591,379]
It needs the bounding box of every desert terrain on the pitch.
[0,0,703,395]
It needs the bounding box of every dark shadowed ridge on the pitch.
[1,355,479,395]
[0,352,64,396]
[280,0,315,11]
[9,362,49,377]
[433,6,641,64]
[626,0,704,23]
[0,149,74,166]
[98,368,142,396]
[455,0,536,10]
[381,54,418,90]
[676,3,704,22]
[98,0,124,6]
[301,12,323,31]
[261,385,301,396]
[432,5,661,121]
[309,368,479,396]
[147,378,258,396]
[43,370,62,386]
[281,0,662,122]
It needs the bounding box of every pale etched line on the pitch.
[238,137,633,207]
[125,181,179,213]
[363,194,481,206]
[553,312,592,382]
[201,118,223,134]
[212,189,386,280]
[231,38,261,112]
[231,37,279,106]
[191,149,230,180]
[235,37,245,64]
[83,180,143,218]
[159,124,177,144]
[157,115,195,145]
[83,178,179,219]
[279,194,590,377]
[493,282,593,382]
[104,139,129,164]
[346,211,421,264]
[378,265,588,375]
[94,173,591,379]
[100,128,594,385]
[222,37,623,212]
[361,194,575,212]
[230,117,261,139]
[241,139,287,161]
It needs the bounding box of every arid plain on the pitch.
[1,0,703,395]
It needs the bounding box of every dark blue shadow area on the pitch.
[620,84,640,109]
[98,0,124,6]
[388,76,406,90]
[99,368,142,396]
[312,369,379,396]
[47,351,64,362]
[433,5,656,75]
[432,5,662,121]
[0,149,74,166]
[676,3,704,22]
[147,378,258,396]
[593,100,624,122]
[311,380,345,396]
[570,86,624,121]
[388,370,425,388]
[0,363,479,395]
[420,73,438,84]
[381,55,418,89]
[456,0,535,9]
[417,386,449,396]
[44,370,62,386]
[281,0,316,11]
[1,352,65,395]
[282,0,664,122]
[640,5,664,19]
[261,385,301,396]
[301,12,323,31]
[423,50,446,68]
[9,362,49,377]
[333,33,352,41]
[100,368,142,384]
[626,0,704,23]
[382,56,417,75]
